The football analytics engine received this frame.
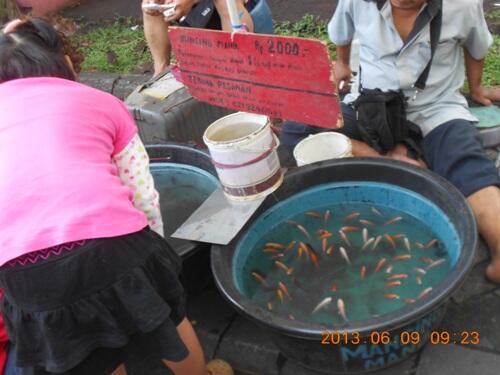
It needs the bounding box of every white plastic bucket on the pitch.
[203,112,283,201]
[293,133,353,167]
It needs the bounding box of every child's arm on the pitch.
[113,134,164,237]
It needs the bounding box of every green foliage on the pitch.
[483,35,500,87]
[274,14,336,59]
[77,19,151,73]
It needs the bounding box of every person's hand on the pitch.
[334,61,351,95]
[385,144,427,169]
[469,86,500,106]
[142,0,168,16]
[164,0,200,22]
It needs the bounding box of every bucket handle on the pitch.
[211,133,280,170]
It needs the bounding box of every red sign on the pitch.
[169,27,341,129]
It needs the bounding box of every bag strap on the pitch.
[413,0,442,90]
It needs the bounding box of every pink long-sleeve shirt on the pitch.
[0,77,148,265]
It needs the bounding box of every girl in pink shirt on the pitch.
[0,18,230,375]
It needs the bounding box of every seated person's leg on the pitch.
[421,119,500,283]
[142,1,171,76]
[213,0,254,31]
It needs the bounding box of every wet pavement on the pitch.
[81,72,500,375]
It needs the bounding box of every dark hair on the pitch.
[0,18,83,83]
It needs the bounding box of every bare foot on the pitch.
[486,258,500,284]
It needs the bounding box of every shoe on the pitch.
[206,359,234,375]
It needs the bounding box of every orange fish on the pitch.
[371,207,383,217]
[251,272,269,287]
[415,241,425,249]
[265,242,285,250]
[275,261,294,275]
[276,289,285,302]
[341,226,360,233]
[360,219,375,226]
[322,238,327,253]
[374,258,387,273]
[384,234,396,249]
[393,254,412,261]
[425,239,439,248]
[307,248,320,268]
[344,212,360,221]
[278,281,292,299]
[263,248,281,254]
[319,232,333,240]
[306,211,322,218]
[373,235,383,250]
[331,283,338,292]
[384,216,402,225]
[420,256,435,264]
[360,265,367,280]
[392,234,405,239]
[384,294,400,300]
[388,274,408,280]
[385,281,402,288]
[404,298,416,304]
[285,240,296,251]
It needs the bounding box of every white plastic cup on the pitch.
[293,133,353,167]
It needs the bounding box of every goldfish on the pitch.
[267,302,273,310]
[385,264,394,274]
[414,267,427,275]
[360,219,375,226]
[276,289,285,302]
[324,210,331,223]
[305,243,320,268]
[393,254,412,261]
[251,272,269,287]
[404,298,416,304]
[362,228,368,244]
[372,235,383,250]
[384,234,396,249]
[420,256,435,264]
[384,294,400,300]
[337,298,348,321]
[326,245,335,255]
[362,237,375,251]
[392,234,405,239]
[384,216,402,225]
[416,276,423,285]
[385,281,402,288]
[388,274,408,280]
[275,261,294,275]
[341,226,360,233]
[344,212,360,221]
[287,220,310,238]
[371,207,383,217]
[271,254,284,259]
[425,239,439,248]
[427,258,446,270]
[360,265,367,280]
[265,242,284,250]
[415,241,425,249]
[306,211,322,218]
[339,230,352,247]
[263,248,281,254]
[312,297,332,314]
[278,281,292,300]
[339,247,351,264]
[404,237,411,253]
[418,287,433,299]
[330,283,338,292]
[374,258,387,273]
[322,238,327,253]
[285,240,296,252]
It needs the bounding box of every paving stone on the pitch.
[78,72,120,93]
[216,316,281,375]
[440,293,500,352]
[112,74,150,100]
[416,344,500,375]
[451,261,498,304]
[474,239,490,265]
[280,354,416,375]
[186,288,238,359]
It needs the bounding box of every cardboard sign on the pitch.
[169,27,341,129]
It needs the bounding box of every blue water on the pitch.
[233,182,460,325]
[150,163,219,250]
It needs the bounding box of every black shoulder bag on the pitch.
[353,4,442,155]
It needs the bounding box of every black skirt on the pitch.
[0,228,188,374]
